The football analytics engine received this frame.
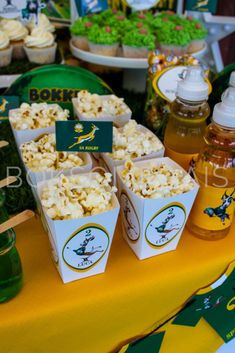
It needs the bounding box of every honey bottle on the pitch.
[188,88,235,240]
[164,66,210,171]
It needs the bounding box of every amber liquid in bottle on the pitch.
[188,123,235,240]
[164,98,210,171]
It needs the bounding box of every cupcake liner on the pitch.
[88,42,118,57]
[24,43,57,64]
[187,39,204,54]
[72,35,89,51]
[0,46,13,67]
[11,40,26,60]
[122,45,149,58]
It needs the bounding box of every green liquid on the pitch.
[0,233,23,303]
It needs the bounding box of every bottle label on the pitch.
[152,66,212,103]
[165,146,198,172]
[189,185,235,231]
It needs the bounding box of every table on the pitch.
[1,216,235,353]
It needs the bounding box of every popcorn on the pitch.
[10,102,69,130]
[75,90,131,118]
[41,173,117,220]
[21,133,84,172]
[107,120,163,160]
[120,160,194,198]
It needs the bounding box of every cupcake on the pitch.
[86,13,104,25]
[27,13,55,33]
[88,25,119,56]
[122,28,155,58]
[152,11,180,30]
[0,30,12,67]
[1,19,28,59]
[24,28,57,64]
[129,11,154,26]
[186,16,207,53]
[100,8,125,24]
[105,14,131,37]
[70,19,93,51]
[157,22,191,56]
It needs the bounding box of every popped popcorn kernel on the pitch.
[107,120,163,160]
[20,133,84,172]
[120,161,194,199]
[41,173,115,220]
[10,102,69,130]
[75,90,131,118]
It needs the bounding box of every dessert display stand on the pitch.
[70,40,208,93]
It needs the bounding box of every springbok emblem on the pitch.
[204,189,235,224]
[69,123,99,149]
[152,208,179,239]
[73,236,103,263]
[193,0,209,10]
[0,98,8,113]
[123,200,138,239]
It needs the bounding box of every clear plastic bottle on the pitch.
[188,88,235,240]
[164,66,210,171]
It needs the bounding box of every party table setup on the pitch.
[0,1,235,353]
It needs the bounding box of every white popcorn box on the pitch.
[9,111,54,151]
[22,151,93,187]
[100,124,165,187]
[72,95,132,127]
[9,104,64,149]
[37,178,120,283]
[116,157,199,260]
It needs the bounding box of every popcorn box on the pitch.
[10,123,55,151]
[100,124,165,187]
[37,177,120,283]
[72,95,132,127]
[9,104,68,149]
[22,151,93,187]
[116,158,199,260]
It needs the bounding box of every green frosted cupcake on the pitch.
[129,11,154,25]
[105,14,131,37]
[152,11,187,29]
[100,8,125,22]
[86,13,104,25]
[122,28,155,58]
[70,19,93,51]
[185,16,207,53]
[88,25,119,56]
[157,22,191,55]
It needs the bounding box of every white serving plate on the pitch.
[70,40,207,69]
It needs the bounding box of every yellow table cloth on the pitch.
[0,216,235,353]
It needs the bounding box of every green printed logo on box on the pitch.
[186,0,218,13]
[56,121,113,153]
[0,96,19,121]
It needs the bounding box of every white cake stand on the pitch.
[70,40,207,92]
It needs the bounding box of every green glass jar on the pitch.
[0,189,23,303]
